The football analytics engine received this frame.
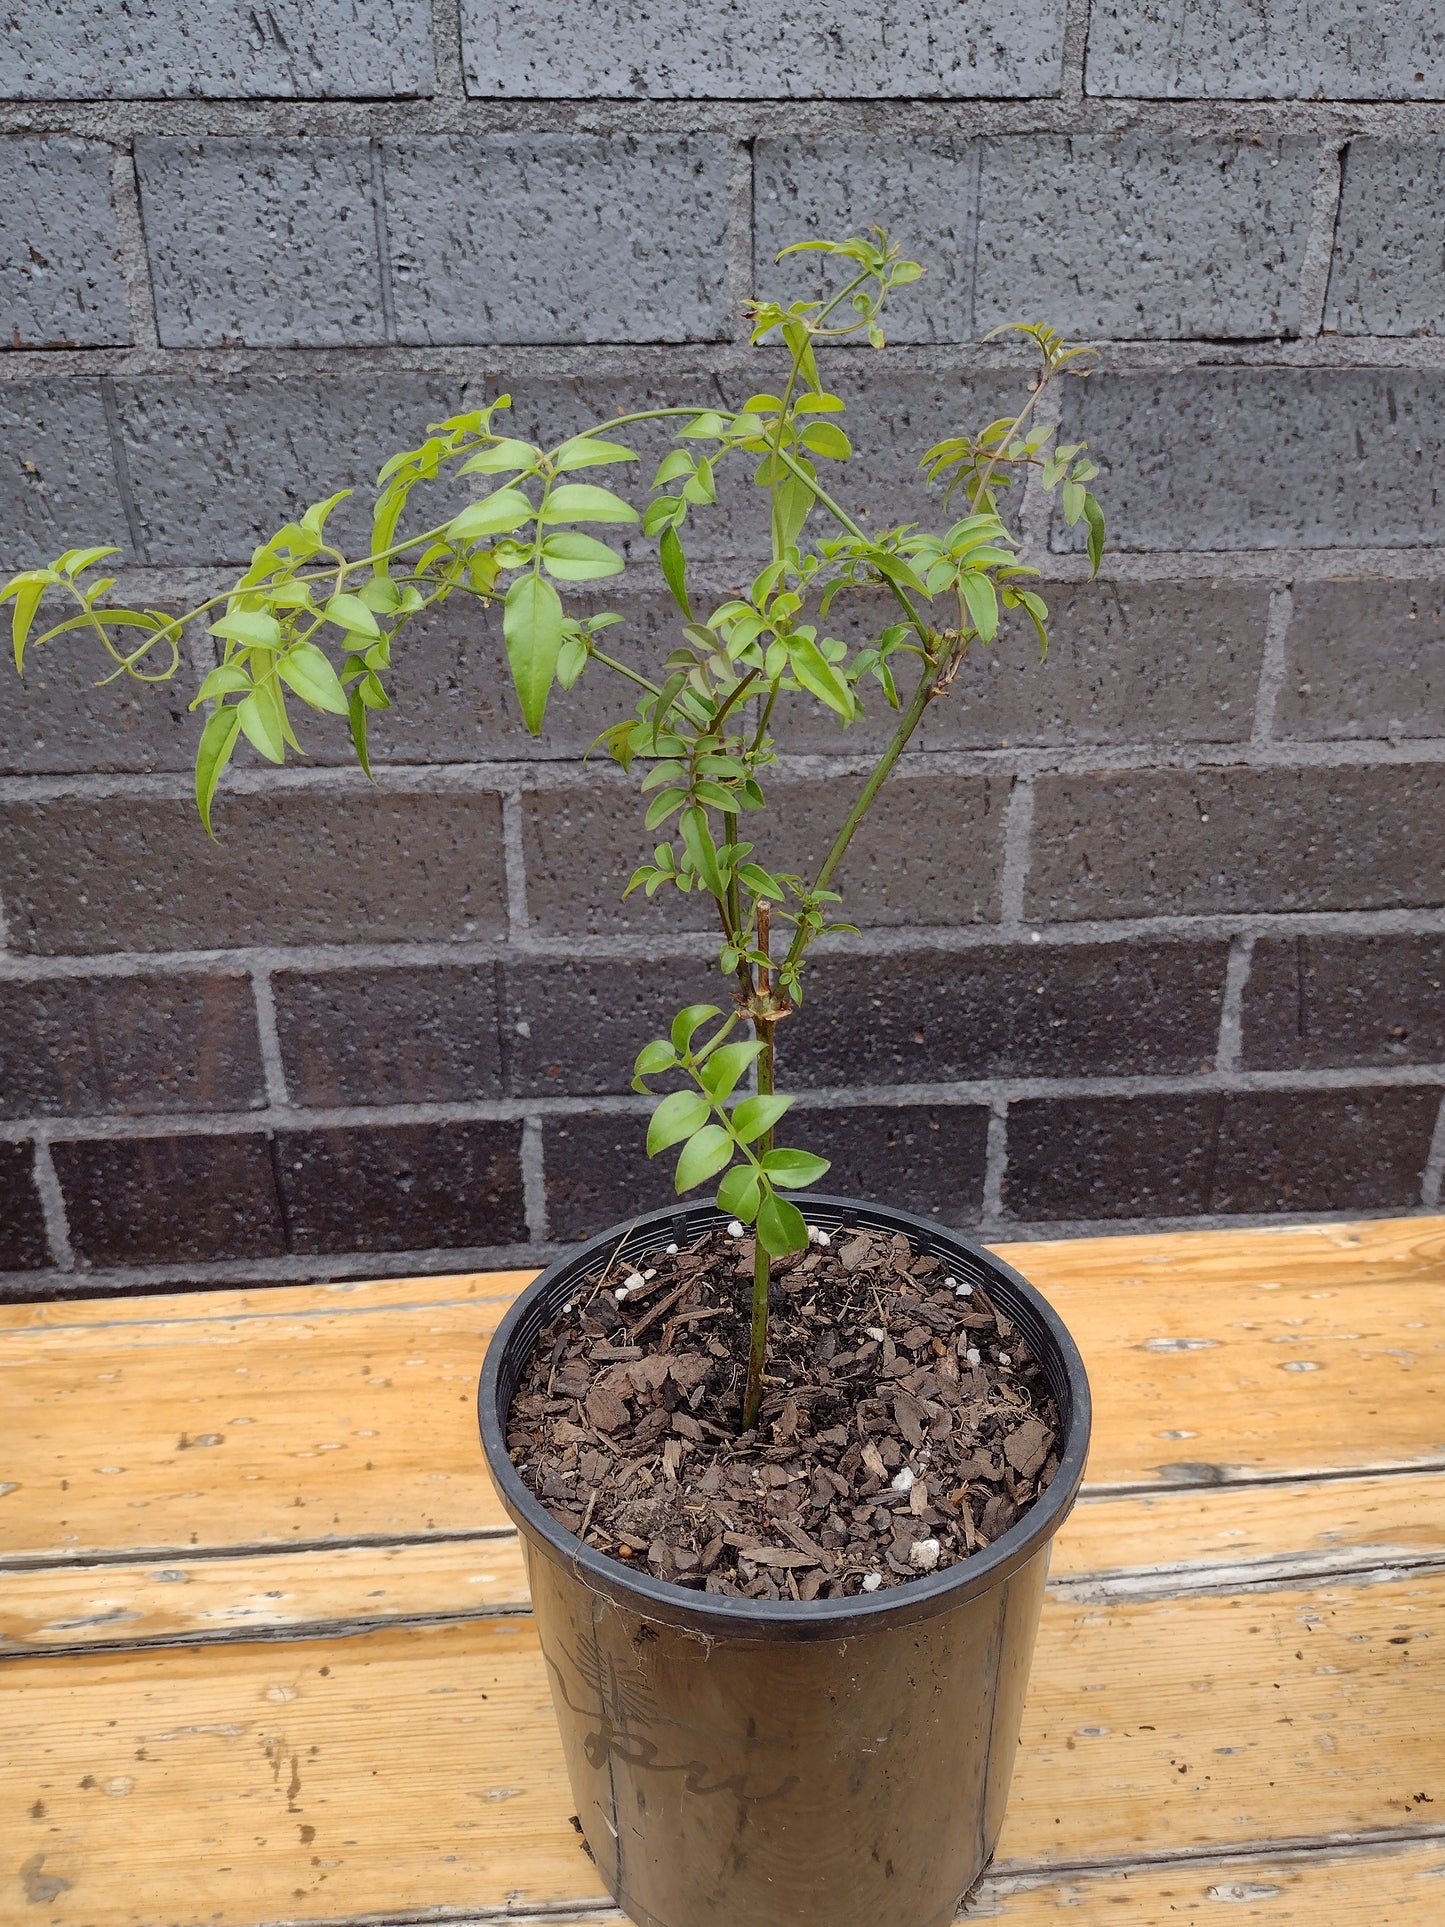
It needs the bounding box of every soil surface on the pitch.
[507,1221,1061,1599]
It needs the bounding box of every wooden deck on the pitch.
[3,1217,1443,1925]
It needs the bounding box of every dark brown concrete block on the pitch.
[1243,935,1445,1070]
[0,972,264,1118]
[503,954,722,1096]
[1274,580,1445,742]
[0,1142,49,1271]
[273,964,504,1105]
[0,791,507,954]
[276,1120,526,1253]
[791,1102,989,1226]
[1028,765,1445,921]
[52,1131,286,1265]
[778,939,1229,1086]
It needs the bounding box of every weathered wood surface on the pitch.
[2,1216,1443,1925]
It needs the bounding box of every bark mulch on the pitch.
[507,1221,1061,1600]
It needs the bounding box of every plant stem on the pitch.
[741,902,776,1434]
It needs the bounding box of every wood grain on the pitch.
[4,1570,1441,1924]
[4,1218,1442,1568]
[6,1471,1443,1655]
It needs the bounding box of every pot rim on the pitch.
[478,1192,1091,1640]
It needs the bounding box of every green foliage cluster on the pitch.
[4,231,1105,1431]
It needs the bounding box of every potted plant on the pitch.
[6,232,1105,1927]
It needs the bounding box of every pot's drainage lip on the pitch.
[480,1193,1092,1638]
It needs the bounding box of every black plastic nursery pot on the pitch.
[478,1194,1092,1927]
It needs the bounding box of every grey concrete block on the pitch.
[273,963,505,1105]
[0,971,264,1118]
[793,1102,989,1225]
[112,371,465,566]
[757,135,1316,341]
[1325,141,1445,337]
[386,136,731,345]
[1242,935,1445,1070]
[928,580,1270,749]
[1028,765,1445,921]
[522,773,1007,936]
[0,381,127,569]
[137,141,386,349]
[464,1,1066,99]
[1085,2,1445,100]
[2,637,197,775]
[503,955,722,1097]
[3,2,435,99]
[0,1142,49,1272]
[1004,1086,1439,1221]
[1273,580,1445,742]
[276,1120,526,1252]
[0,138,129,348]
[53,1131,285,1265]
[0,791,507,954]
[777,939,1230,1086]
[1057,370,1445,551]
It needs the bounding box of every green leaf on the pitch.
[1061,479,1086,526]
[1083,492,1106,578]
[447,488,535,543]
[322,593,381,640]
[503,572,565,736]
[458,438,538,476]
[556,632,588,689]
[539,483,640,526]
[698,1040,763,1101]
[716,1163,761,1222]
[761,1147,830,1188]
[756,1189,808,1256]
[679,804,726,899]
[191,663,252,707]
[799,420,852,461]
[7,573,48,672]
[358,575,404,613]
[633,1040,678,1078]
[301,490,350,537]
[736,862,785,901]
[210,609,283,650]
[674,1124,734,1193]
[671,1003,722,1052]
[658,524,691,619]
[787,633,853,719]
[644,787,688,831]
[236,685,286,764]
[347,684,374,779]
[959,571,999,642]
[771,469,814,554]
[731,1093,793,1143]
[539,531,625,582]
[194,703,241,838]
[278,641,349,714]
[647,1089,712,1156]
[554,436,638,472]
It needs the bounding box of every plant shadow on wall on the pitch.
[4,230,1105,1435]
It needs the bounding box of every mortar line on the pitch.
[1421,1092,1445,1209]
[981,1097,1009,1220]
[1297,139,1346,338]
[725,136,755,338]
[498,778,532,936]
[107,143,160,350]
[28,1136,76,1272]
[1250,583,1294,746]
[519,1114,549,1243]
[97,373,149,564]
[370,137,398,346]
[997,774,1036,923]
[1214,932,1256,1074]
[248,966,291,1108]
[429,0,469,103]
[1058,0,1093,103]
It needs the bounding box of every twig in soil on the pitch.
[586,1220,640,1306]
[627,1281,691,1342]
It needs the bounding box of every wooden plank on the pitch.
[4,1572,1442,1925]
[994,1215,1445,1487]
[970,1838,1445,1922]
[4,1216,1441,1566]
[0,1537,531,1656]
[6,1471,1443,1656]
[0,1270,534,1332]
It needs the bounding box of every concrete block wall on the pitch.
[1,3,1443,1297]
